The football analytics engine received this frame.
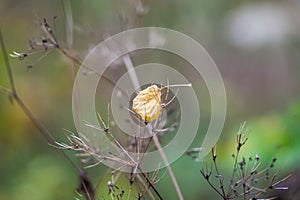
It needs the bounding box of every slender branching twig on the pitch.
[0,26,94,200]
[189,122,290,200]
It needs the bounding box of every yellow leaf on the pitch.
[132,85,162,122]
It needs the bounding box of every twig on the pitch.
[0,25,94,200]
[227,122,247,197]
[212,147,226,198]
[200,164,225,198]
[139,167,164,200]
[199,122,290,200]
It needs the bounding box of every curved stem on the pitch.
[0,26,94,200]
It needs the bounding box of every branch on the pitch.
[0,25,94,200]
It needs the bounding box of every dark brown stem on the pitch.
[139,167,164,200]
[200,168,226,199]
[212,147,226,198]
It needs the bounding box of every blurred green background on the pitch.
[1,0,300,199]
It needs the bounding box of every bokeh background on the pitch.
[1,0,300,199]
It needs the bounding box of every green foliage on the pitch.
[247,101,300,170]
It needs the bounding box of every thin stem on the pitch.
[160,83,192,90]
[0,25,94,200]
[120,55,165,199]
[123,53,184,200]
[212,147,226,198]
[152,134,184,200]
[241,166,246,200]
[136,174,156,200]
[227,129,246,197]
[207,178,226,199]
[0,24,78,172]
[200,167,226,199]
[139,167,164,200]
[58,47,127,95]
[227,150,239,198]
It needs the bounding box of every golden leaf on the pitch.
[132,85,162,122]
